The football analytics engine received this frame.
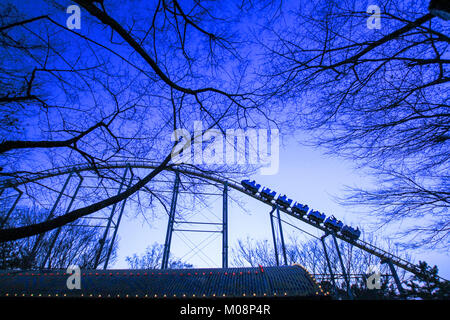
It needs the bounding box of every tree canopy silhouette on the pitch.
[262,0,449,249]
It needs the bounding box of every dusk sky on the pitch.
[0,0,448,294]
[113,131,450,279]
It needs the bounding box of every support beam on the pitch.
[0,187,22,229]
[161,172,180,269]
[222,182,228,268]
[93,166,129,269]
[269,207,279,266]
[382,258,406,297]
[31,172,73,260]
[103,172,134,269]
[42,172,84,268]
[331,233,353,300]
[276,206,288,265]
[321,236,338,297]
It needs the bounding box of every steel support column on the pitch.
[161,172,180,269]
[0,187,23,229]
[269,207,279,266]
[103,173,134,270]
[31,172,74,259]
[331,233,353,300]
[42,172,84,268]
[276,205,288,265]
[222,182,228,268]
[382,258,405,296]
[321,236,338,297]
[93,166,129,269]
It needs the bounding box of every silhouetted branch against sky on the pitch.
[0,0,282,241]
[0,0,448,250]
[261,0,449,249]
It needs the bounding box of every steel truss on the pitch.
[0,160,434,291]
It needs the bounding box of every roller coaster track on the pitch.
[0,160,428,278]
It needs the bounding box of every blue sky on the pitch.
[1,0,448,280]
[112,133,450,279]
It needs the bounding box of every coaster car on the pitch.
[307,210,325,224]
[241,179,261,194]
[291,202,309,216]
[260,187,276,201]
[324,215,344,232]
[341,225,361,241]
[276,195,293,208]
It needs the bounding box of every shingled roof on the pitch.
[0,265,327,298]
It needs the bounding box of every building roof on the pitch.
[0,265,326,298]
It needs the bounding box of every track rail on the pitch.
[0,160,425,277]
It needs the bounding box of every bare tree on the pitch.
[232,235,408,275]
[232,235,410,297]
[126,242,192,269]
[261,0,449,248]
[0,0,283,243]
[0,205,117,269]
